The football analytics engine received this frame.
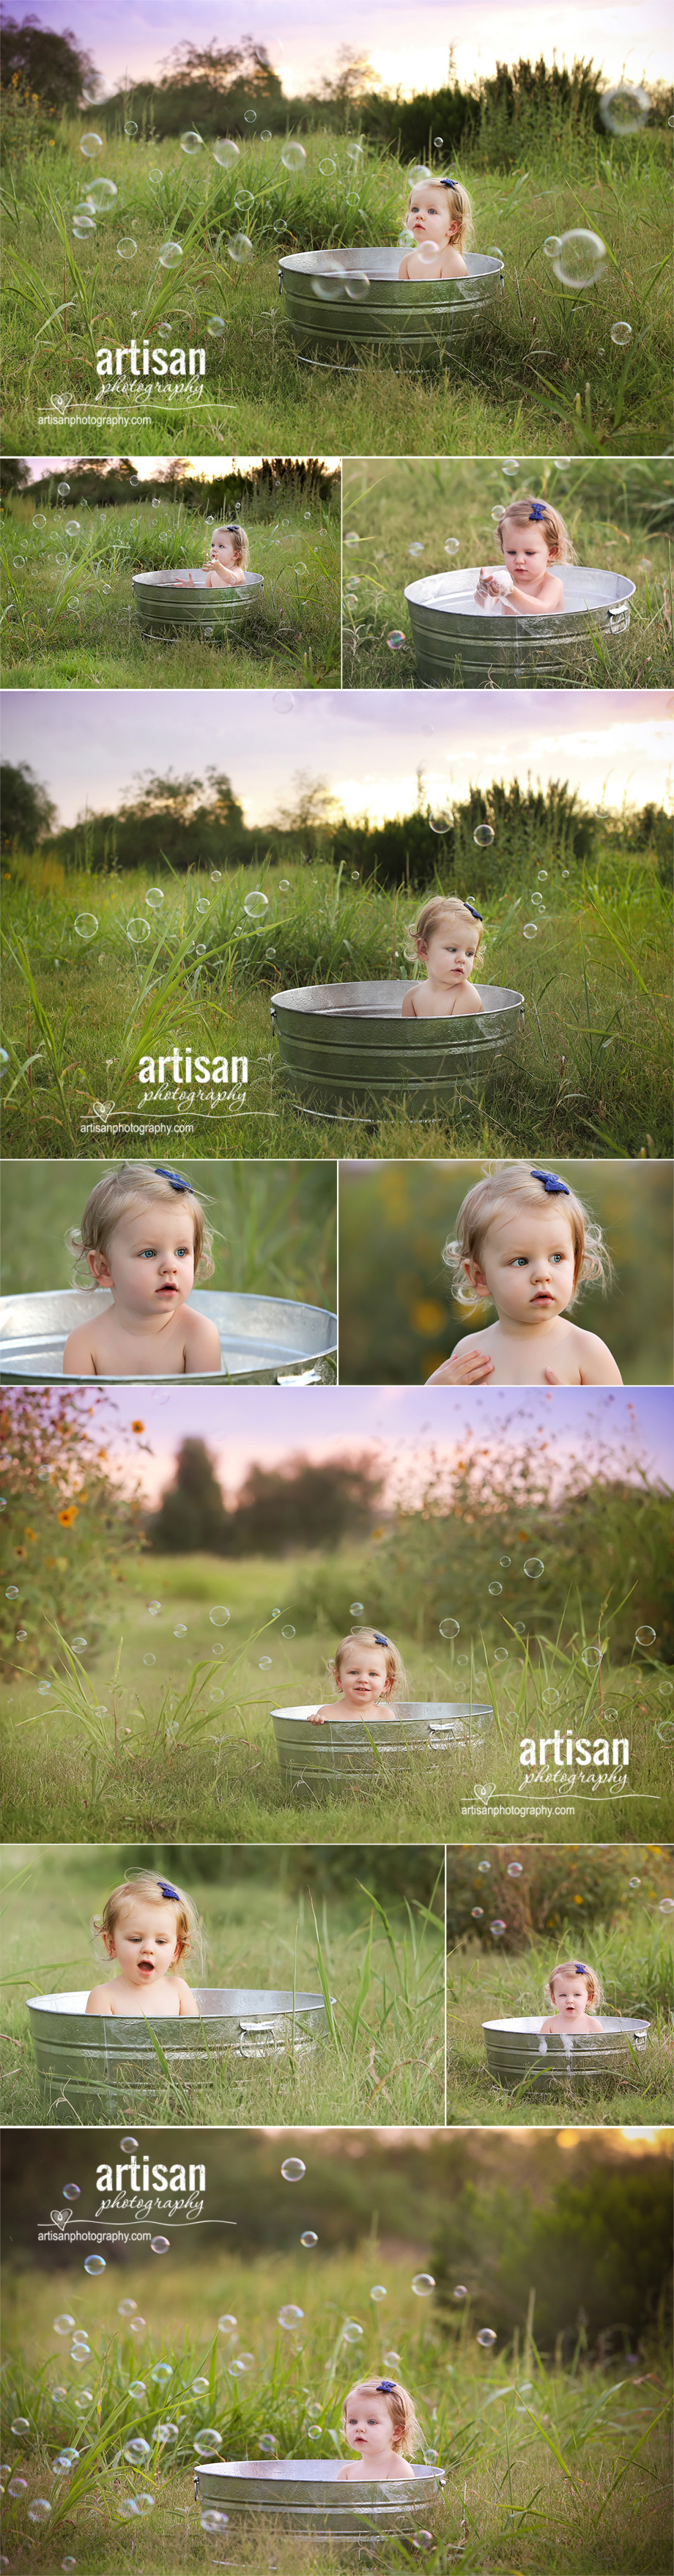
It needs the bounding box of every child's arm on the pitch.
[504,575,564,615]
[307,1705,332,1724]
[544,1330,623,1388]
[438,247,467,276]
[182,1310,223,1373]
[401,990,418,1018]
[398,254,412,279]
[86,1983,116,2015]
[426,1345,495,1386]
[63,1324,98,1377]
[175,1978,200,2017]
[460,985,485,1014]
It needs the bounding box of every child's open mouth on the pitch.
[137,1961,155,1977]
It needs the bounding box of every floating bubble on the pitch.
[407,161,432,185]
[181,130,202,153]
[429,808,453,834]
[369,2284,387,2300]
[218,2314,237,2333]
[207,314,226,338]
[227,229,253,264]
[344,271,370,303]
[471,1906,484,1919]
[489,1919,506,1937]
[610,320,633,346]
[73,2391,94,2411]
[209,1605,230,1628]
[542,1689,560,1708]
[116,236,138,262]
[158,242,183,267]
[63,2184,81,2200]
[73,215,96,237]
[552,229,606,287]
[120,2134,138,2149]
[523,922,538,939]
[658,1723,674,1745]
[478,1861,491,1874]
[80,132,103,155]
[278,2305,304,2330]
[444,537,459,556]
[385,629,407,654]
[8,2476,28,2494]
[234,189,255,211]
[281,1624,296,1639]
[506,1861,523,1878]
[600,82,649,134]
[11,2418,30,2435]
[74,912,98,940]
[473,824,495,847]
[501,457,519,475]
[412,2274,434,2297]
[300,2230,317,2247]
[124,119,138,135]
[635,1626,656,1647]
[244,890,268,919]
[150,2235,169,2254]
[57,481,70,496]
[350,1601,364,1615]
[118,2299,137,2317]
[412,2536,434,2554]
[439,1617,459,1639]
[124,2437,151,2467]
[582,1645,603,1668]
[488,1582,503,1597]
[84,2255,105,2275]
[281,2157,305,2181]
[213,138,240,167]
[147,1601,161,1617]
[342,2321,363,2344]
[281,142,306,170]
[543,235,562,259]
[524,1557,544,1579]
[174,1623,188,1638]
[86,177,117,207]
[194,2429,223,2456]
[259,1655,273,1669]
[201,2511,229,2531]
[53,2314,76,2334]
[659,1679,673,1697]
[126,918,151,943]
[477,2328,497,2348]
[28,2501,52,2523]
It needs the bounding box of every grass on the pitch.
[1,1551,672,1846]
[445,1919,673,2128]
[0,1846,445,2130]
[1,117,672,454]
[1,846,671,1160]
[0,487,341,690]
[341,457,674,691]
[1,2246,671,2572]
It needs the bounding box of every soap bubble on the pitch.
[120,2134,138,2149]
[342,2321,363,2343]
[429,808,453,833]
[444,537,459,555]
[118,2299,137,2316]
[259,1656,273,1669]
[412,2274,434,2297]
[11,2418,30,2435]
[319,155,337,173]
[383,2350,401,2366]
[551,230,606,287]
[74,912,98,940]
[53,2314,76,2334]
[523,923,538,939]
[194,2429,223,2454]
[345,271,370,303]
[387,630,406,651]
[412,2536,434,2554]
[63,2184,80,2200]
[659,1894,674,1911]
[207,314,226,336]
[73,215,96,237]
[218,2314,237,2333]
[524,1557,544,1579]
[7,2476,28,2494]
[628,1877,641,1890]
[300,2230,318,2247]
[543,235,562,258]
[635,1626,656,1647]
[281,2157,305,2181]
[489,1919,506,1937]
[506,1861,523,1878]
[471,1907,484,1919]
[600,82,649,133]
[213,139,239,167]
[488,1582,503,1597]
[86,177,117,207]
[125,2437,151,2467]
[350,1601,364,1614]
[657,1723,674,1746]
[278,2305,304,2330]
[150,2236,169,2254]
[73,2391,93,2411]
[84,2255,105,2275]
[80,133,103,155]
[370,2284,387,2301]
[473,824,494,846]
[582,1645,603,1668]
[126,918,151,943]
[181,130,202,152]
[234,188,255,210]
[116,237,137,259]
[158,242,183,268]
[281,143,306,170]
[32,511,48,526]
[174,1623,188,1637]
[477,2328,497,2348]
[502,457,519,474]
[407,162,432,184]
[147,1601,161,1617]
[439,1618,459,1638]
[130,2318,146,2335]
[610,320,632,346]
[282,1625,295,1639]
[57,481,70,495]
[453,2285,468,2300]
[28,2501,52,2523]
[127,2380,146,2399]
[659,1680,673,1697]
[478,1861,491,1873]
[244,890,268,918]
[201,2511,229,2531]
[145,887,164,909]
[124,119,138,135]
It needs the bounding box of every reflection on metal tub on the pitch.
[273,1702,493,1798]
[194,2456,451,2544]
[132,569,264,634]
[272,981,524,1113]
[27,1987,331,2114]
[279,246,504,364]
[0,1288,337,1386]
[404,566,635,687]
[483,2014,650,2095]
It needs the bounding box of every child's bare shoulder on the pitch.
[86,1983,115,2015]
[63,1323,98,1374]
[176,1978,199,2015]
[401,989,418,1017]
[462,986,484,1015]
[183,1307,222,1369]
[570,1324,622,1385]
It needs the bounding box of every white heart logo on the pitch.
[473,1783,495,1805]
[50,2208,70,2229]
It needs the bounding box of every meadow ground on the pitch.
[1,2248,671,2572]
[1,487,341,691]
[1,1551,672,1847]
[1,847,671,1161]
[445,1922,673,2127]
[0,1842,445,2130]
[1,119,672,454]
[341,456,674,692]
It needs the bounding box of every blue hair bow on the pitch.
[155,1166,193,1194]
[464,901,483,921]
[374,1631,388,1647]
[531,1168,570,1197]
[574,1962,590,1974]
[439,177,458,191]
[528,501,546,522]
[377,2380,396,2393]
[158,1878,180,1901]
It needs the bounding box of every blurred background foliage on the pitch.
[338,1159,673,1386]
[0,1384,142,1676]
[446,1840,673,1949]
[0,1159,337,1310]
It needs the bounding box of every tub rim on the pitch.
[0,1284,337,1387]
[271,977,525,1022]
[279,244,503,286]
[404,564,636,621]
[26,1983,330,2019]
[482,2013,650,2036]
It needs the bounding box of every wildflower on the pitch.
[131,1421,145,1434]
[23,1527,37,1542]
[58,1505,78,1527]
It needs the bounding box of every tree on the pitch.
[148,1439,232,1555]
[158,38,281,97]
[0,759,56,849]
[232,1452,385,1553]
[0,12,99,107]
[0,457,31,497]
[319,45,377,102]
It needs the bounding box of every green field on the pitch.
[1,844,671,1160]
[0,1843,444,2130]
[2,2234,671,2572]
[1,1550,672,1848]
[341,457,674,691]
[1,117,672,454]
[446,1915,673,2128]
[0,1159,336,1313]
[0,486,341,691]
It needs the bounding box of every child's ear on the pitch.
[86,1247,111,1286]
[415,937,428,959]
[463,1255,489,1295]
[102,1929,116,1958]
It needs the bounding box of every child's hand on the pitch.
[543,1366,563,1384]
[427,1348,495,1385]
[475,567,501,600]
[308,1712,325,1725]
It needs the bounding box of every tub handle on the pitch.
[278,265,284,297]
[519,1005,525,1031]
[276,1365,323,1385]
[271,1003,276,1031]
[607,605,629,632]
[238,2019,276,2033]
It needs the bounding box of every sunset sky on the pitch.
[48,2,670,101]
[2,690,670,828]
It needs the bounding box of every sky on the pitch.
[2,690,670,829]
[59,1384,674,1505]
[44,1,671,100]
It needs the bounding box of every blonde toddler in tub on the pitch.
[475,497,575,615]
[402,896,485,1021]
[399,177,472,279]
[539,1959,604,2037]
[308,1628,407,1724]
[62,1162,222,1377]
[86,1871,201,2017]
[338,2377,421,2480]
[175,521,250,589]
[427,1164,623,1387]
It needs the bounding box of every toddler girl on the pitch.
[401,896,485,1020]
[427,1164,623,1387]
[86,1871,201,2017]
[338,2378,421,2481]
[540,1960,604,2036]
[475,497,575,615]
[62,1162,222,1377]
[399,177,472,279]
[308,1627,407,1724]
[176,523,250,589]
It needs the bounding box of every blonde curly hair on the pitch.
[404,896,484,969]
[442,1162,612,1309]
[546,1959,604,2011]
[342,2378,423,2460]
[211,522,249,569]
[496,495,577,566]
[330,1628,408,1700]
[404,175,473,252]
[67,1162,215,1281]
[92,1870,204,1973]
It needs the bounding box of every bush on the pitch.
[0,1388,144,1675]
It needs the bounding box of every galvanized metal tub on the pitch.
[272,981,523,1112]
[279,247,503,365]
[27,1986,331,2113]
[132,569,264,635]
[0,1288,337,1386]
[483,2014,650,2095]
[273,1703,493,1798]
[194,2457,448,2544]
[404,567,635,688]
